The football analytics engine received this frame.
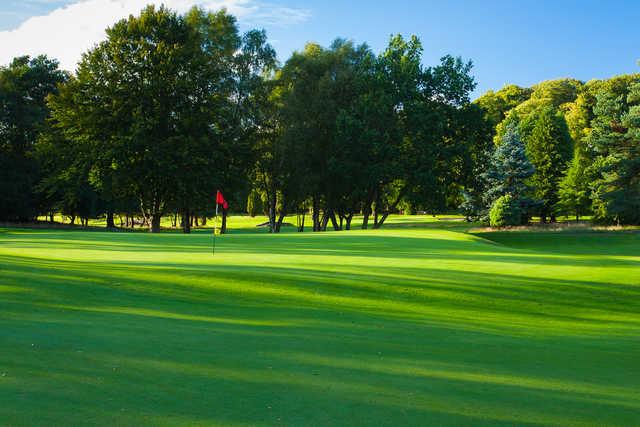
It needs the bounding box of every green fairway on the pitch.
[1,221,639,426]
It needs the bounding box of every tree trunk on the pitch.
[312,196,320,232]
[361,190,374,230]
[268,193,277,232]
[150,213,161,233]
[373,212,390,229]
[345,213,353,230]
[320,210,330,231]
[49,213,54,223]
[70,215,76,225]
[362,208,370,230]
[106,210,115,229]
[182,209,191,234]
[201,216,207,226]
[540,207,548,224]
[330,211,340,231]
[298,212,305,232]
[195,216,199,227]
[274,212,286,233]
[373,188,406,229]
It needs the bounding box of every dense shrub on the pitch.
[489,195,523,227]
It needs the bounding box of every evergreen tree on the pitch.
[523,106,573,222]
[592,82,640,223]
[558,144,592,221]
[482,122,535,206]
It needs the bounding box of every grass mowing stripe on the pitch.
[1,222,639,426]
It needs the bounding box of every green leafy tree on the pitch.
[0,56,67,221]
[36,116,102,225]
[373,37,477,228]
[46,6,274,233]
[475,84,532,130]
[275,39,386,231]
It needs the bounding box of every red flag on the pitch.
[216,190,229,210]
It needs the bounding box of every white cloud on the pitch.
[0,0,309,70]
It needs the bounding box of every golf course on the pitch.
[1,217,638,426]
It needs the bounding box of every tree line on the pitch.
[1,5,638,232]
[472,75,640,226]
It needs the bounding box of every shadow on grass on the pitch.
[1,229,640,425]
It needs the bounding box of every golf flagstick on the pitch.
[212,190,228,255]
[213,199,219,255]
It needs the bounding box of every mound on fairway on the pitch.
[1,225,639,426]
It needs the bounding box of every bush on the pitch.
[489,195,523,227]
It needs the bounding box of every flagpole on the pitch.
[213,199,219,256]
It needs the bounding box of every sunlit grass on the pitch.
[1,220,639,425]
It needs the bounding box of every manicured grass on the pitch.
[1,219,639,426]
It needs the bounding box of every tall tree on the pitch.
[46,6,274,232]
[482,122,535,207]
[522,106,573,222]
[589,81,640,224]
[558,145,592,221]
[0,56,67,221]
[372,38,477,228]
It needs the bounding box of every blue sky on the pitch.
[1,0,639,97]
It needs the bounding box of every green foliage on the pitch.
[7,4,640,229]
[263,34,477,231]
[43,5,275,232]
[0,55,67,220]
[489,194,523,227]
[475,84,532,129]
[587,79,640,224]
[557,145,592,220]
[246,189,263,217]
[522,106,573,220]
[484,73,640,225]
[483,123,535,204]
[529,78,582,107]
[459,189,483,221]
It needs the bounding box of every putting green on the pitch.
[1,220,639,426]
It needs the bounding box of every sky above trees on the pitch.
[1,0,639,97]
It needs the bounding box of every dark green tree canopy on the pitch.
[0,55,67,221]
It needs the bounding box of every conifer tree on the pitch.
[591,82,640,223]
[483,122,535,206]
[558,145,592,221]
[524,106,573,222]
